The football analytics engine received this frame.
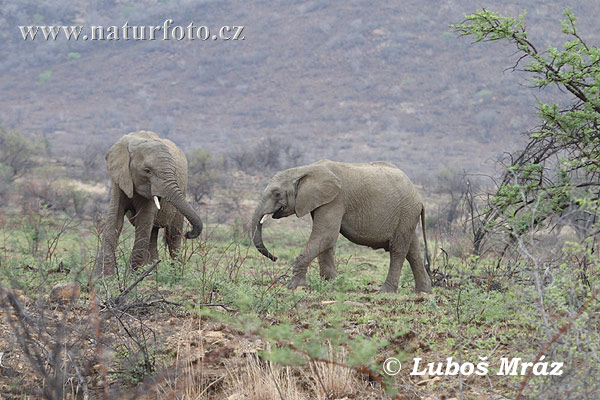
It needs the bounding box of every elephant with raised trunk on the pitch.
[97,131,202,275]
[251,160,432,293]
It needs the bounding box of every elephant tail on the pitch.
[421,205,432,278]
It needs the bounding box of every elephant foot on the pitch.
[415,284,433,294]
[130,253,152,271]
[415,277,433,294]
[320,270,337,281]
[378,283,398,294]
[286,276,308,290]
[130,259,145,272]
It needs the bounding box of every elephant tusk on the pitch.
[153,196,161,210]
[260,214,269,224]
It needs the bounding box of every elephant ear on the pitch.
[105,136,134,198]
[294,166,341,218]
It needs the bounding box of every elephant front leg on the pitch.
[130,202,156,270]
[318,248,337,281]
[287,246,320,289]
[97,188,126,276]
[287,207,342,289]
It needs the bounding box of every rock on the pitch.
[204,330,226,344]
[204,330,225,339]
[49,282,81,303]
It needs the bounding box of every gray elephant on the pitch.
[251,160,432,293]
[97,131,203,275]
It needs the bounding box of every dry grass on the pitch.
[224,343,367,400]
[225,354,307,400]
[150,319,221,400]
[307,346,361,399]
[144,316,373,400]
[147,321,369,400]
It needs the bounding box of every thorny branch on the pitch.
[516,284,599,399]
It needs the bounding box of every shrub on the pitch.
[20,171,89,218]
[229,137,303,175]
[0,127,39,181]
[186,147,224,203]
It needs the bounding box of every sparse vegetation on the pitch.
[187,147,224,204]
[228,137,304,175]
[454,8,600,250]
[0,3,599,400]
[37,70,52,85]
[0,127,39,182]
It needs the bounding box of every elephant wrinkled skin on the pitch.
[97,131,202,275]
[251,160,432,294]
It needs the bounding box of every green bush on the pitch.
[37,70,52,85]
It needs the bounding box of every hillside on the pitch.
[1,0,599,180]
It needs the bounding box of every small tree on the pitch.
[454,13,600,400]
[187,147,224,203]
[0,163,11,201]
[80,143,107,182]
[434,165,469,231]
[229,137,304,174]
[453,9,600,249]
[0,127,38,181]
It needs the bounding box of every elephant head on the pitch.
[106,132,202,239]
[251,164,341,261]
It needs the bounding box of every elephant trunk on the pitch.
[163,180,203,239]
[251,199,278,262]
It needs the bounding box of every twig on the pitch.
[0,351,11,367]
[67,350,90,400]
[195,303,236,312]
[311,359,331,399]
[111,260,160,305]
[268,360,286,400]
[516,285,599,399]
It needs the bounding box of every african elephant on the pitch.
[97,131,203,275]
[251,160,432,293]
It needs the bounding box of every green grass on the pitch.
[0,210,598,399]
[36,70,52,85]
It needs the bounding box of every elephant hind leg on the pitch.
[405,232,432,293]
[380,252,407,293]
[318,248,337,280]
[379,233,412,293]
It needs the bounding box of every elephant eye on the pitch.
[273,191,281,198]
[144,167,151,174]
